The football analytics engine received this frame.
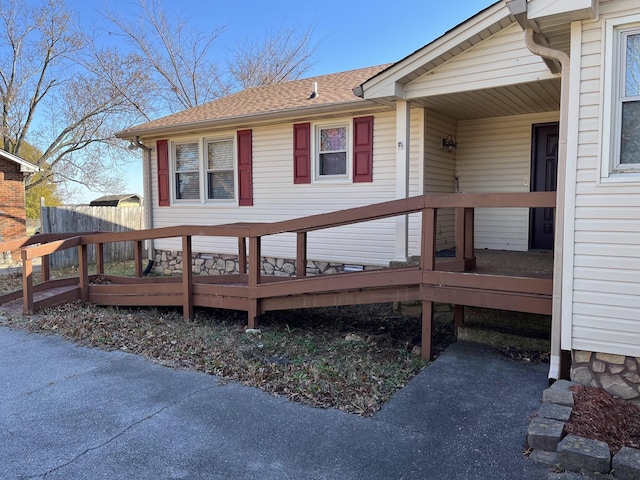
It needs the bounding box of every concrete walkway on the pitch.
[0,326,559,479]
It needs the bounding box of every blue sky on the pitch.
[66,0,494,203]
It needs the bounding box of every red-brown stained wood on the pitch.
[296,232,307,278]
[79,244,89,302]
[182,235,194,320]
[96,243,105,275]
[22,255,33,315]
[4,190,556,358]
[134,241,143,277]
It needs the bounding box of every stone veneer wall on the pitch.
[571,350,640,405]
[153,249,364,277]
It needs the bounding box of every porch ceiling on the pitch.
[410,78,561,120]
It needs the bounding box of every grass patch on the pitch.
[1,301,455,416]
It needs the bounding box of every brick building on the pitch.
[0,149,38,244]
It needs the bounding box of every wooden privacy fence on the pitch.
[6,192,556,360]
[40,206,143,269]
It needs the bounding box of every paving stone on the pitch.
[543,387,575,407]
[538,402,573,422]
[550,379,579,392]
[528,417,565,451]
[612,446,640,480]
[529,449,558,466]
[557,434,611,475]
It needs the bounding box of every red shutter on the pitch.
[293,122,311,184]
[353,116,374,183]
[237,129,253,206]
[157,139,170,206]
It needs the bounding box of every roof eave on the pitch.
[116,100,383,140]
[0,150,39,173]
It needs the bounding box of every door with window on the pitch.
[530,123,559,250]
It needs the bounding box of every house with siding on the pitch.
[0,149,38,255]
[118,0,640,398]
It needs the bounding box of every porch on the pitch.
[0,192,555,361]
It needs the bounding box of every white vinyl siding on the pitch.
[147,109,424,267]
[405,24,557,99]
[455,112,559,251]
[424,109,456,251]
[565,0,640,357]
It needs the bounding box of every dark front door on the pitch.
[530,123,559,250]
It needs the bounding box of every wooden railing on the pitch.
[2,192,557,360]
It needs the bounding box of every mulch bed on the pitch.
[564,385,640,455]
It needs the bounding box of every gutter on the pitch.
[131,137,155,266]
[522,27,570,383]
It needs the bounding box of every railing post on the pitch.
[454,207,476,271]
[78,244,89,302]
[42,254,50,281]
[21,249,34,315]
[296,232,307,278]
[96,243,104,275]
[420,207,437,360]
[182,235,193,320]
[134,240,143,277]
[248,236,261,328]
[238,237,247,274]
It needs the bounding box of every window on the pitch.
[316,124,348,178]
[207,139,234,200]
[620,31,640,168]
[602,18,640,180]
[174,142,200,200]
[292,118,373,184]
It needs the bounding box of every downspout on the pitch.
[523,28,570,382]
[132,136,154,271]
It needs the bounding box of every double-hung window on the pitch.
[317,124,348,178]
[207,138,235,200]
[174,142,200,200]
[619,30,640,169]
[602,19,640,180]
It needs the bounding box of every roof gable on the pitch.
[359,1,515,101]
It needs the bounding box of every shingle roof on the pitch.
[118,64,390,137]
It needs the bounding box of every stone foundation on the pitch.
[571,350,640,404]
[152,249,367,277]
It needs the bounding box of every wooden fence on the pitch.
[40,206,144,269]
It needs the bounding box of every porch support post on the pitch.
[394,100,411,261]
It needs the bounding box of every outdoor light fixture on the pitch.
[442,136,457,153]
[128,140,138,150]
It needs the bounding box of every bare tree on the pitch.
[106,0,321,112]
[0,0,149,198]
[104,0,229,114]
[228,25,320,90]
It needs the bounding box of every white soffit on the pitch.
[527,0,597,22]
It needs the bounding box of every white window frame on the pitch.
[205,136,236,203]
[313,121,352,182]
[601,16,640,183]
[172,139,202,203]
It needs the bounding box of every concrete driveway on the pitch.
[0,325,556,479]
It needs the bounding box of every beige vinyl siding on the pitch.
[566,0,640,357]
[455,111,559,251]
[424,109,456,250]
[405,24,557,99]
[148,110,423,267]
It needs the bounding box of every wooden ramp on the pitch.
[0,192,556,360]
